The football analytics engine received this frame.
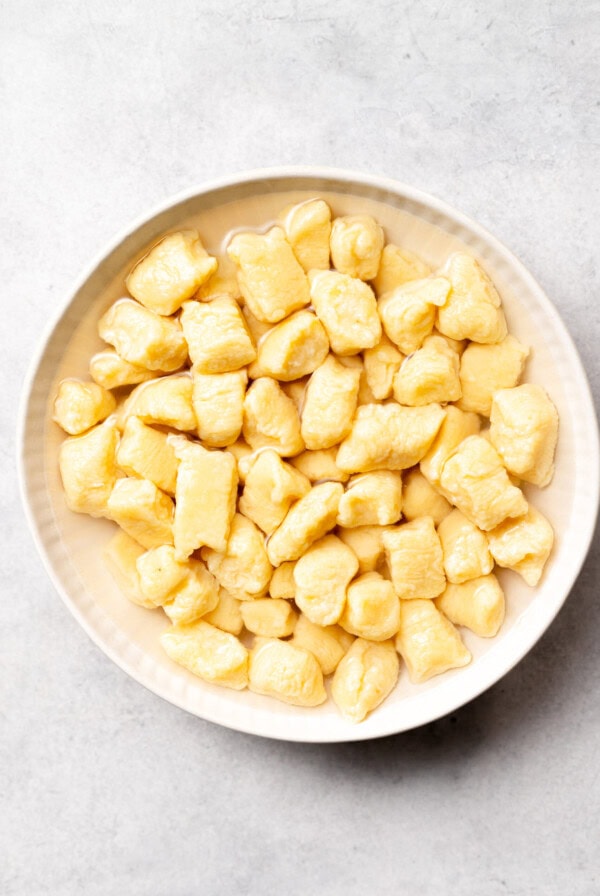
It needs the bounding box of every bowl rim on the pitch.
[17,165,600,742]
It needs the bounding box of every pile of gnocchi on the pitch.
[54,198,558,723]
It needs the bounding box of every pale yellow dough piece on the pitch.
[180,296,255,373]
[309,270,381,355]
[402,469,452,526]
[458,335,530,416]
[435,574,505,638]
[340,572,400,641]
[290,615,353,675]
[331,639,399,723]
[161,620,248,690]
[330,214,384,280]
[90,351,158,390]
[487,506,554,586]
[336,402,445,473]
[202,513,273,600]
[378,276,450,355]
[239,448,310,535]
[249,639,326,707]
[170,436,237,557]
[162,561,220,625]
[59,419,119,517]
[227,226,311,323]
[253,310,329,381]
[440,435,528,531]
[98,298,187,372]
[337,471,403,528]
[293,534,359,626]
[437,252,507,343]
[437,508,493,584]
[490,384,558,487]
[107,478,174,549]
[383,517,446,600]
[203,588,244,635]
[195,256,242,302]
[243,377,304,457]
[192,369,247,448]
[227,439,254,483]
[53,379,116,435]
[280,377,309,414]
[266,481,344,566]
[300,354,360,450]
[116,416,179,495]
[337,525,387,574]
[395,599,471,683]
[363,334,404,400]
[104,530,152,608]
[126,230,217,316]
[420,405,480,488]
[372,244,432,296]
[136,544,188,605]
[290,448,350,483]
[121,374,196,432]
[240,599,298,638]
[393,334,461,406]
[269,561,297,599]
[281,198,332,272]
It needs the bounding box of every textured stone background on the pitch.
[2,1,599,893]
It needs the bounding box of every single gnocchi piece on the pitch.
[435,574,505,638]
[331,639,399,723]
[363,334,404,400]
[170,436,238,557]
[266,481,344,566]
[192,368,247,448]
[121,374,196,432]
[383,517,446,601]
[281,198,332,272]
[290,447,350,483]
[126,230,217,316]
[243,377,304,457]
[242,303,272,345]
[487,506,554,586]
[336,402,445,473]
[309,270,381,355]
[59,419,119,517]
[161,620,248,690]
[116,415,179,495]
[249,639,326,707]
[293,534,359,626]
[392,334,461,406]
[378,276,450,355]
[162,560,220,625]
[372,244,432,296]
[136,544,188,605]
[180,296,255,374]
[440,435,528,531]
[290,615,353,675]
[203,588,244,636]
[330,214,384,281]
[269,561,297,599]
[458,335,530,416]
[490,384,559,487]
[228,226,311,323]
[226,439,254,483]
[53,380,116,435]
[253,310,329,381]
[420,405,480,488]
[395,599,471,684]
[240,598,298,638]
[195,256,242,302]
[300,354,361,450]
[337,471,403,528]
[90,350,158,390]
[402,469,452,526]
[337,525,387,574]
[107,478,174,549]
[239,448,310,535]
[437,252,507,344]
[340,572,400,641]
[437,508,493,584]
[104,530,153,608]
[202,513,273,600]
[98,298,188,372]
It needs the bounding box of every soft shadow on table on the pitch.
[272,516,600,775]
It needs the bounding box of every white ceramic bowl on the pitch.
[18,167,599,742]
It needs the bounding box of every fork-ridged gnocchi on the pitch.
[249,639,326,706]
[98,298,188,372]
[192,368,247,448]
[300,354,361,450]
[337,471,403,528]
[378,276,450,355]
[331,639,399,723]
[293,534,359,626]
[383,517,446,601]
[239,448,310,535]
[487,506,554,586]
[330,214,384,281]
[372,244,432,296]
[437,252,507,344]
[281,198,332,272]
[161,620,249,690]
[252,310,329,381]
[392,334,461,406]
[309,270,381,355]
[490,384,559,487]
[435,574,505,638]
[181,296,256,374]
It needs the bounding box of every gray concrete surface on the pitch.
[2,1,599,893]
